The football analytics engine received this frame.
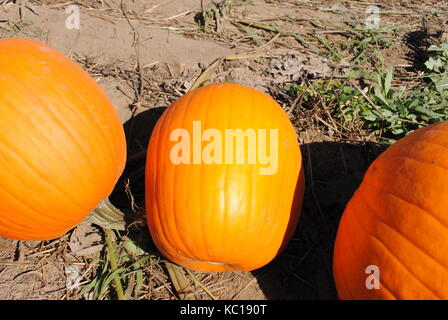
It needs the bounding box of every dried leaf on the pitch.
[69,223,103,258]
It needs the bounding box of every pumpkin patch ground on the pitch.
[0,0,447,300]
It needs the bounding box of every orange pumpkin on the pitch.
[145,82,305,272]
[0,38,126,241]
[333,121,448,299]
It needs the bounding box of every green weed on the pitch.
[78,233,154,300]
[286,43,448,142]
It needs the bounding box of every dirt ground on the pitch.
[0,0,446,300]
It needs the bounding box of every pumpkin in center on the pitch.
[145,83,304,272]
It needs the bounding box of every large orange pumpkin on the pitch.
[145,82,305,272]
[0,38,126,241]
[333,121,448,299]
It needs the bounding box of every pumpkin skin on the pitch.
[0,38,126,241]
[333,121,448,299]
[145,82,305,272]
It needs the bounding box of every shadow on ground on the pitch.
[404,27,443,74]
[254,141,387,299]
[109,107,165,252]
[110,107,166,209]
[109,107,388,299]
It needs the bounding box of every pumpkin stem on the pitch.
[84,198,126,230]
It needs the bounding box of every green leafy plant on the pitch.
[194,0,231,33]
[425,43,448,92]
[357,61,447,139]
[289,42,448,141]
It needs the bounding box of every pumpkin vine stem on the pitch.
[105,228,127,300]
[164,261,196,300]
[84,198,127,300]
[84,197,126,230]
